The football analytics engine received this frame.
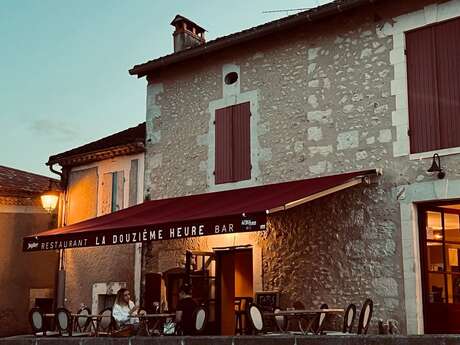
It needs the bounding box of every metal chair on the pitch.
[247,304,264,334]
[274,308,287,332]
[309,303,328,335]
[55,308,72,336]
[324,303,357,335]
[342,303,357,333]
[95,307,114,336]
[357,299,373,334]
[193,305,208,334]
[74,306,93,333]
[234,297,252,335]
[28,307,59,336]
[56,307,90,336]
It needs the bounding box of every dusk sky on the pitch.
[0,0,330,177]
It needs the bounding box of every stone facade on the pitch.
[139,0,460,334]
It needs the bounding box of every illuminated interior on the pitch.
[425,205,460,304]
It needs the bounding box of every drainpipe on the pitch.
[47,162,67,308]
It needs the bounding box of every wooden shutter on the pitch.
[406,25,440,153]
[435,18,460,150]
[215,102,251,184]
[406,17,460,153]
[111,171,124,212]
[128,159,139,207]
[232,102,251,181]
[101,172,113,215]
[215,106,233,184]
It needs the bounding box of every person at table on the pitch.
[175,283,197,335]
[113,288,143,328]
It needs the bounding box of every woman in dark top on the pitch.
[175,283,198,335]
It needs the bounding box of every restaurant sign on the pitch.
[23,213,267,252]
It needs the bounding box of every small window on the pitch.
[224,72,238,85]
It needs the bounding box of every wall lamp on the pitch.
[427,153,445,179]
[41,179,60,213]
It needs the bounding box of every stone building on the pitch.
[0,166,58,337]
[127,0,460,335]
[45,123,145,313]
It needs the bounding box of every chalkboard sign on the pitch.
[255,291,279,312]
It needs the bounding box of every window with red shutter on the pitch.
[406,17,460,154]
[215,102,251,184]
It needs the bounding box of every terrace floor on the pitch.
[2,335,460,345]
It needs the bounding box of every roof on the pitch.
[47,122,146,167]
[23,169,378,251]
[130,0,378,77]
[0,165,58,198]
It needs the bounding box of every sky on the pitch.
[0,0,331,177]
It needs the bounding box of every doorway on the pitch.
[215,246,253,335]
[419,202,460,333]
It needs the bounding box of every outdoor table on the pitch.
[264,308,344,335]
[44,313,112,334]
[138,313,175,336]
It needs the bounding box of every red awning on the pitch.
[23,169,378,252]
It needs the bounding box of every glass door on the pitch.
[420,204,460,333]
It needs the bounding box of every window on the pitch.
[101,171,124,214]
[215,102,251,184]
[406,17,460,154]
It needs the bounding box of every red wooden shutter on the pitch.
[215,106,233,184]
[406,25,440,153]
[435,18,460,150]
[232,102,251,182]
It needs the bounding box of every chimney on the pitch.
[170,15,206,53]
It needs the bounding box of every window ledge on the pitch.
[409,147,460,160]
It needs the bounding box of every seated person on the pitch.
[113,288,143,330]
[175,283,198,335]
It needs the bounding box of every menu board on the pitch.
[255,291,279,312]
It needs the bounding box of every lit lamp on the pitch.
[41,180,60,213]
[427,153,445,179]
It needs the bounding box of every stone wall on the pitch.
[141,0,460,335]
[262,182,403,332]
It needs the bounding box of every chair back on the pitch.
[311,303,328,334]
[357,299,373,334]
[342,303,357,333]
[292,301,305,310]
[193,305,208,333]
[75,306,91,331]
[98,307,113,332]
[55,308,72,335]
[29,307,44,333]
[274,308,287,332]
[248,304,264,332]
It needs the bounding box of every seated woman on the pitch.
[112,288,142,331]
[175,283,197,335]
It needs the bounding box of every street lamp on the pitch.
[41,180,60,212]
[41,178,65,307]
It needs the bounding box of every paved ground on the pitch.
[2,335,460,345]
